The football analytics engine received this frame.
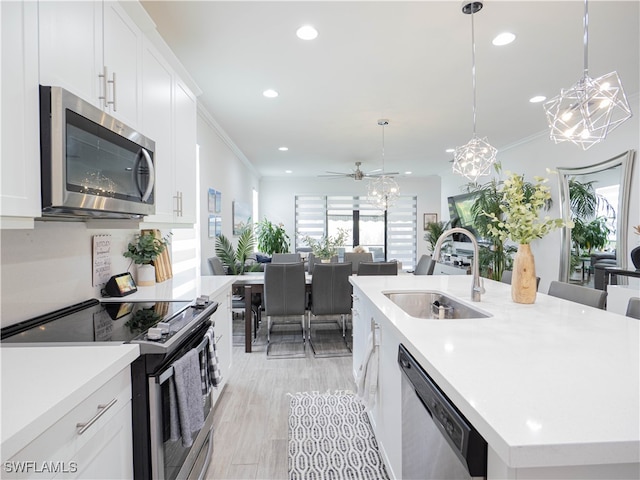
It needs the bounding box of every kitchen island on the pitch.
[350,274,639,480]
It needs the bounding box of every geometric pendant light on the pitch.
[543,0,632,150]
[368,119,400,211]
[453,1,498,182]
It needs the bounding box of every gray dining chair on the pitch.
[501,270,541,290]
[626,297,640,320]
[307,263,353,356]
[343,252,373,274]
[307,252,338,274]
[263,262,307,356]
[414,254,433,275]
[208,257,226,275]
[547,280,607,309]
[272,253,301,263]
[357,261,398,276]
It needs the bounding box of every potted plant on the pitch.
[423,220,450,254]
[215,225,261,275]
[300,229,348,261]
[123,232,170,286]
[255,218,290,255]
[482,171,568,304]
[465,176,518,281]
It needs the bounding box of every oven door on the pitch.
[148,336,215,480]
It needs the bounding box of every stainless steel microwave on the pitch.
[39,86,156,219]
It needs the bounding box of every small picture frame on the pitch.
[209,215,222,238]
[423,213,438,230]
[208,188,221,213]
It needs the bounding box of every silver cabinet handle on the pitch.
[174,191,183,216]
[76,398,117,435]
[98,66,108,108]
[107,71,116,111]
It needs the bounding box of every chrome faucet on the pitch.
[432,227,484,302]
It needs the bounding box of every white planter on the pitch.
[136,264,156,286]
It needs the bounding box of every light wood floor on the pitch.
[206,335,355,479]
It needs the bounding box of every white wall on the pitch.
[258,175,441,264]
[440,95,640,294]
[197,107,261,275]
[0,221,142,325]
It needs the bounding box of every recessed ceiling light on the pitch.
[263,89,278,98]
[492,32,516,46]
[285,170,293,174]
[529,95,547,103]
[445,148,455,153]
[404,171,412,175]
[278,147,289,151]
[296,25,318,40]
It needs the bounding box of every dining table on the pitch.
[233,272,312,352]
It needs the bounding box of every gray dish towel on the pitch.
[200,326,222,395]
[170,348,205,448]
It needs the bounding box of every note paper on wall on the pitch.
[93,235,112,287]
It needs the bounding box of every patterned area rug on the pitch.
[288,392,389,480]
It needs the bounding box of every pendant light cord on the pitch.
[583,0,589,78]
[471,8,477,136]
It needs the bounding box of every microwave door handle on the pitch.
[139,148,155,203]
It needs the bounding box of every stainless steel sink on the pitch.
[383,291,491,319]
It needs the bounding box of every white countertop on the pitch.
[0,344,140,460]
[100,275,235,303]
[350,275,640,469]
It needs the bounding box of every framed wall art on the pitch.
[423,213,438,230]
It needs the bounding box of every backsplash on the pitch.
[0,221,141,326]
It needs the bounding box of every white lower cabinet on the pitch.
[352,289,403,479]
[6,368,133,480]
[209,288,232,407]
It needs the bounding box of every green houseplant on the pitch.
[123,232,170,286]
[300,229,348,260]
[465,177,518,281]
[423,220,450,254]
[255,219,290,255]
[215,225,260,275]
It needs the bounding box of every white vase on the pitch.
[137,264,156,286]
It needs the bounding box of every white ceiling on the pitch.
[140,1,639,179]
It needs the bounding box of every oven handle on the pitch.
[156,334,210,385]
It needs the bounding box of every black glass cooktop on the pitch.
[1,299,193,344]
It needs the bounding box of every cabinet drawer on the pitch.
[6,368,132,479]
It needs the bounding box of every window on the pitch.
[295,195,417,268]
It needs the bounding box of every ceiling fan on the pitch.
[319,161,399,181]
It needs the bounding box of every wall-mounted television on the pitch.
[447,192,480,240]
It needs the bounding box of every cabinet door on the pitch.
[376,320,403,478]
[64,400,134,479]
[102,2,141,128]
[213,290,232,393]
[38,1,101,106]
[141,40,174,224]
[173,80,197,224]
[1,0,40,226]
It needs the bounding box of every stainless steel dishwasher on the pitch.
[398,344,487,479]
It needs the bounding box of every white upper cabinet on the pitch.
[0,1,41,227]
[140,40,174,224]
[173,79,197,225]
[141,40,197,227]
[39,1,142,128]
[101,2,142,127]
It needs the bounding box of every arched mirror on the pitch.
[557,150,635,285]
